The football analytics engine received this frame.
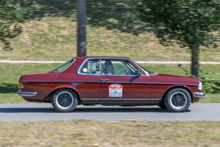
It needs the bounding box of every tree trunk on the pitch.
[77,0,87,57]
[190,44,199,77]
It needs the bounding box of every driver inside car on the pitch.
[104,61,114,75]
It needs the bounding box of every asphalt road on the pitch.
[0,103,219,122]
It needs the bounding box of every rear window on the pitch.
[50,58,75,73]
[78,59,101,74]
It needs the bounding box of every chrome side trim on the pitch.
[99,98,160,101]
[80,98,99,100]
[193,91,205,98]
[149,99,161,100]
[18,91,37,97]
[81,98,161,101]
[19,81,198,86]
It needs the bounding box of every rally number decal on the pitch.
[109,84,123,97]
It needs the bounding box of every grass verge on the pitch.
[0,121,220,146]
[0,63,219,103]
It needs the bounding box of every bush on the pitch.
[178,64,220,93]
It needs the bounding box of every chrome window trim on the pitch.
[77,57,148,77]
[99,59,102,74]
[77,58,101,75]
[101,74,140,77]
[129,59,149,76]
[50,58,76,73]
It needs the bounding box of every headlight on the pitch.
[198,82,202,90]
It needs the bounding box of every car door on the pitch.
[76,59,101,100]
[99,59,151,100]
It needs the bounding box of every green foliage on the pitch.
[200,72,220,93]
[133,0,220,77]
[178,64,220,93]
[0,0,34,50]
[133,0,220,47]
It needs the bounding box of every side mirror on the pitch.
[137,69,142,76]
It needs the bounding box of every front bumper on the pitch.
[18,91,37,97]
[193,91,205,98]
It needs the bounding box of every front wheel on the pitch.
[51,89,78,112]
[165,88,191,112]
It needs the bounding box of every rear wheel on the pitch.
[52,89,78,112]
[165,88,191,112]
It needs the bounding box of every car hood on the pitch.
[150,73,200,85]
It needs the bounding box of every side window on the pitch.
[101,60,138,75]
[79,59,100,74]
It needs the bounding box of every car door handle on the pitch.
[100,79,109,82]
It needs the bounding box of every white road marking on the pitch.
[136,61,220,64]
[0,60,65,63]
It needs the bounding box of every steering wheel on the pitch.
[126,69,134,75]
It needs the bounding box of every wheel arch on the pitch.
[45,86,81,103]
[160,85,194,104]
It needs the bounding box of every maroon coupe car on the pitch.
[18,56,205,112]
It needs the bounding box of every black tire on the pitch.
[164,88,191,112]
[51,89,78,112]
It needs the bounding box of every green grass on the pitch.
[0,0,219,61]
[200,93,220,103]
[0,63,59,103]
[0,121,220,146]
[0,63,219,103]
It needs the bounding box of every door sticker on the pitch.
[109,84,123,97]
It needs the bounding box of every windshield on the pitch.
[50,58,75,73]
[131,60,150,75]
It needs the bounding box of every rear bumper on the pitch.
[193,91,205,98]
[18,91,37,97]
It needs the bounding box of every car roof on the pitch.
[75,56,131,60]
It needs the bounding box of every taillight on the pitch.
[19,82,24,88]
